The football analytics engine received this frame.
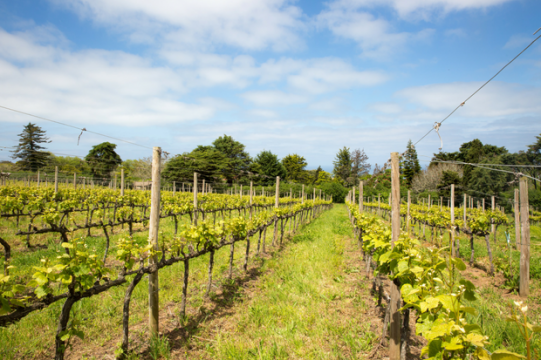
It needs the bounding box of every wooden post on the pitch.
[54,167,58,193]
[250,181,253,218]
[148,147,162,337]
[463,194,467,226]
[202,179,205,195]
[193,173,198,225]
[275,177,280,208]
[302,184,304,204]
[390,152,401,360]
[359,181,363,213]
[451,185,455,257]
[37,170,40,187]
[491,196,495,234]
[121,169,125,196]
[428,195,431,210]
[440,196,443,211]
[173,181,175,196]
[519,178,530,297]
[240,185,243,200]
[515,189,520,250]
[73,173,77,190]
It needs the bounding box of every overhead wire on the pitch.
[413,30,541,147]
[0,105,153,150]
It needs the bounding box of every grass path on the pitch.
[173,204,380,360]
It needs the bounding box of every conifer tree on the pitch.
[402,139,421,187]
[12,122,51,171]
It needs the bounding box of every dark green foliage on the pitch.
[527,134,541,190]
[333,147,352,186]
[437,171,462,200]
[319,182,348,203]
[85,142,122,179]
[11,123,51,171]
[402,140,421,187]
[212,135,251,184]
[281,154,308,183]
[162,147,227,183]
[253,150,287,185]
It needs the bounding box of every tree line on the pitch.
[5,122,539,207]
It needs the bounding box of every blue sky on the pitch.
[0,0,540,173]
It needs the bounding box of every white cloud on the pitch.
[317,6,433,59]
[370,102,403,114]
[248,109,278,118]
[396,81,541,118]
[241,90,308,106]
[52,0,305,51]
[325,0,514,20]
[260,57,388,92]
[0,28,214,126]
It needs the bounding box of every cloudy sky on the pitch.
[0,0,540,172]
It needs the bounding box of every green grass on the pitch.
[202,204,376,360]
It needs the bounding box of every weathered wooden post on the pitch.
[451,184,455,257]
[148,147,162,337]
[37,170,40,187]
[173,181,175,196]
[193,173,198,225]
[515,189,520,250]
[54,166,58,193]
[390,152,401,360]
[121,169,125,196]
[519,178,530,297]
[302,184,304,204]
[359,181,363,213]
[73,173,77,190]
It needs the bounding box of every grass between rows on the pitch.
[194,204,377,360]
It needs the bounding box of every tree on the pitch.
[437,170,462,199]
[350,149,371,184]
[85,142,122,178]
[527,133,541,190]
[253,150,287,185]
[319,182,348,203]
[212,135,252,184]
[282,154,308,182]
[402,140,421,187]
[11,123,51,171]
[314,169,332,185]
[162,146,227,183]
[411,163,463,193]
[333,147,352,186]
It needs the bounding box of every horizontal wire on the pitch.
[413,30,541,147]
[0,105,153,150]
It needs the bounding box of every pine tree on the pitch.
[12,122,51,171]
[333,147,352,186]
[402,139,421,187]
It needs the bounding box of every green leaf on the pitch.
[475,347,491,360]
[428,339,442,357]
[532,325,541,333]
[452,257,467,271]
[491,349,526,360]
[34,286,49,298]
[464,324,483,334]
[461,307,478,316]
[61,243,74,249]
[59,331,70,342]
